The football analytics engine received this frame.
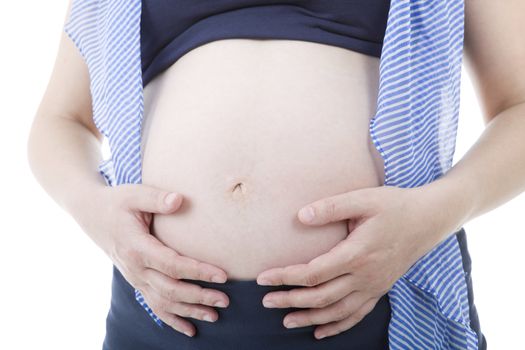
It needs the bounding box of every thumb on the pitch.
[121,184,184,214]
[297,189,369,226]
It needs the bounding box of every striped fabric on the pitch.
[64,0,479,348]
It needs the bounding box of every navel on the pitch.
[231,182,247,197]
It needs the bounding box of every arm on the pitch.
[26,1,231,337]
[415,0,525,240]
[26,0,110,248]
[252,3,525,339]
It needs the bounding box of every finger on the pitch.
[257,239,361,286]
[121,184,184,214]
[169,301,220,323]
[261,273,354,309]
[141,283,221,323]
[152,308,197,337]
[139,286,196,337]
[283,291,369,329]
[297,189,370,226]
[142,235,228,283]
[144,268,229,308]
[347,218,358,233]
[313,296,379,339]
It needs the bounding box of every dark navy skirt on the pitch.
[102,264,391,349]
[101,227,487,350]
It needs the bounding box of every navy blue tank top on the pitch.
[141,1,391,87]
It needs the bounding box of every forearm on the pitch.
[417,102,525,240]
[27,114,107,219]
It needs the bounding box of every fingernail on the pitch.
[203,314,214,322]
[263,299,276,308]
[183,330,193,337]
[214,300,226,308]
[284,320,298,328]
[164,192,180,206]
[299,206,315,222]
[211,275,225,283]
[257,278,272,285]
[316,333,327,339]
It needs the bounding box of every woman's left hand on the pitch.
[256,184,461,340]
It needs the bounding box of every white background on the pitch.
[1,1,523,349]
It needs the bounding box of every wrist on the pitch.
[413,174,477,240]
[64,180,108,219]
[64,181,114,254]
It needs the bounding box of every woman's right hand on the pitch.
[73,183,230,337]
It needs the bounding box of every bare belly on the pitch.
[141,39,385,280]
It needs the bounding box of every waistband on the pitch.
[104,265,391,350]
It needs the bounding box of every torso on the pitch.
[141,39,385,280]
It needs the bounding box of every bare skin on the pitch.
[140,38,385,280]
[26,0,525,339]
[253,0,525,340]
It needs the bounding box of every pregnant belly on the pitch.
[141,39,385,280]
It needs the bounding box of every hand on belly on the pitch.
[146,146,381,280]
[149,181,350,280]
[140,39,384,280]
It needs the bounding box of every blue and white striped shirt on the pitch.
[64,1,480,348]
